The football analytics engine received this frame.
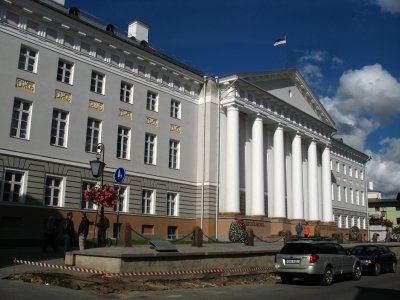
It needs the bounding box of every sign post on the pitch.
[114,168,125,243]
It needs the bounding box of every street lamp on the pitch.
[89,143,106,247]
[380,208,387,219]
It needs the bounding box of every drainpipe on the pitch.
[215,76,220,241]
[201,76,208,230]
[365,156,372,241]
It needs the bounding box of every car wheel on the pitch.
[320,267,333,286]
[372,263,380,276]
[280,275,293,284]
[352,264,362,281]
[390,262,397,273]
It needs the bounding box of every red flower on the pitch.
[84,185,119,208]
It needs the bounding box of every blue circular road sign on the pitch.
[114,167,125,183]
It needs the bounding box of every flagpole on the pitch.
[285,35,288,69]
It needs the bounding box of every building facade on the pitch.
[0,0,369,242]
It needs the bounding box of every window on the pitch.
[85,118,101,152]
[150,70,158,81]
[18,45,38,72]
[63,34,74,48]
[120,82,133,103]
[397,218,400,225]
[184,84,191,94]
[5,11,19,26]
[349,167,353,177]
[113,186,128,212]
[356,190,360,205]
[144,133,157,165]
[141,189,155,214]
[350,188,354,204]
[117,126,130,159]
[10,99,32,139]
[50,109,69,147]
[170,99,181,119]
[337,185,341,202]
[344,187,348,203]
[360,171,364,180]
[345,216,349,229]
[57,59,73,84]
[167,192,178,216]
[167,226,177,240]
[355,169,358,179]
[336,162,340,172]
[1,170,25,203]
[81,182,97,209]
[169,140,180,169]
[46,27,58,42]
[90,71,105,94]
[96,48,106,60]
[146,91,158,111]
[80,41,91,54]
[330,160,333,171]
[173,80,181,90]
[124,59,133,71]
[361,191,365,206]
[27,20,39,34]
[138,65,146,76]
[111,54,119,66]
[331,183,334,200]
[45,176,63,206]
[338,215,342,228]
[343,164,346,175]
[162,75,170,85]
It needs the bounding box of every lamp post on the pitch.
[380,208,387,220]
[89,143,106,247]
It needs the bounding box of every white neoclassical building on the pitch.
[0,0,369,242]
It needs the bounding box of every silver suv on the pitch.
[273,239,362,285]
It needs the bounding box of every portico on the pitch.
[218,70,336,228]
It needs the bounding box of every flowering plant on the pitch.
[229,218,247,243]
[83,185,119,208]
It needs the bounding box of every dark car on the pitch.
[274,239,361,286]
[351,244,397,276]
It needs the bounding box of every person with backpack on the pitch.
[63,212,74,253]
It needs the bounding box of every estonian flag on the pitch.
[273,37,286,46]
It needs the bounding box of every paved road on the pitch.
[1,268,399,299]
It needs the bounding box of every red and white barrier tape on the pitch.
[13,259,273,278]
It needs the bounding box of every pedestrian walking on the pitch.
[314,223,320,237]
[304,222,311,238]
[295,222,303,237]
[78,212,89,250]
[42,216,58,253]
[63,212,74,253]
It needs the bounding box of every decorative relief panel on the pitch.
[89,100,104,112]
[54,89,72,104]
[16,78,35,93]
[119,109,132,120]
[146,116,158,127]
[170,124,181,134]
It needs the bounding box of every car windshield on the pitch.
[280,243,318,254]
[352,246,378,255]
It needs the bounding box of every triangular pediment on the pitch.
[236,69,336,129]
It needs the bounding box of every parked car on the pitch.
[351,244,397,276]
[273,239,362,286]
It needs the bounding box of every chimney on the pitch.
[51,0,65,6]
[128,20,149,43]
[368,181,374,191]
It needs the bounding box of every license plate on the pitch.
[285,259,300,264]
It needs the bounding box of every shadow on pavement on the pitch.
[354,286,400,300]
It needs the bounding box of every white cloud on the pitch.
[374,0,400,14]
[298,50,327,63]
[299,64,323,83]
[321,64,400,197]
[331,56,344,68]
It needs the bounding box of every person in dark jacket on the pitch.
[42,216,58,253]
[78,212,89,250]
[96,215,109,247]
[63,212,74,253]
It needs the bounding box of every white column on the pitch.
[307,139,319,220]
[251,115,265,216]
[245,116,252,216]
[266,128,274,217]
[225,105,240,214]
[273,125,286,218]
[291,132,304,219]
[322,145,333,222]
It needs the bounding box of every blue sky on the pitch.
[65,0,400,197]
